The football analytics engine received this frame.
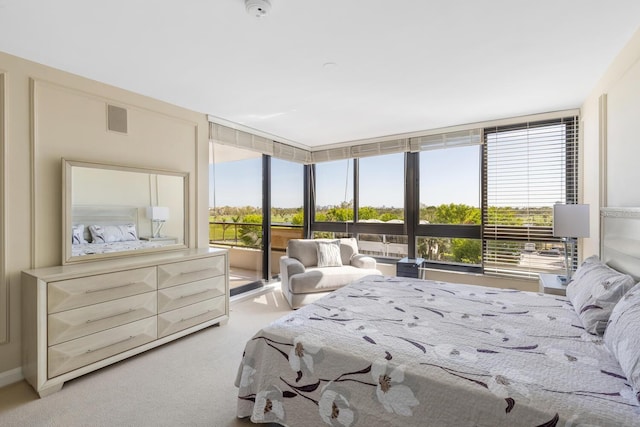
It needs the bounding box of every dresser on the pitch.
[22,248,228,397]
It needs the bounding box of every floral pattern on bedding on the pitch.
[236,276,640,426]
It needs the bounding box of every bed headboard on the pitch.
[601,207,640,281]
[72,205,140,242]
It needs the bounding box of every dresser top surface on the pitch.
[23,247,227,280]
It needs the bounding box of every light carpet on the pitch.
[0,287,292,427]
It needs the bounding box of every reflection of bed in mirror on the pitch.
[71,205,176,257]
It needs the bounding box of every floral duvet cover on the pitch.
[235,276,639,426]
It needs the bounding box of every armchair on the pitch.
[280,238,382,309]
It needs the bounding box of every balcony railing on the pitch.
[209,221,304,250]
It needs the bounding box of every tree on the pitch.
[326,207,353,222]
[239,214,262,247]
[291,210,304,225]
[433,203,480,225]
[358,206,379,220]
[380,212,402,222]
[451,238,481,264]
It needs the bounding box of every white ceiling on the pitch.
[1,1,639,149]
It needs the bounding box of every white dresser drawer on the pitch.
[48,267,157,313]
[157,276,226,314]
[157,256,225,289]
[157,296,226,338]
[48,292,157,346]
[48,317,157,378]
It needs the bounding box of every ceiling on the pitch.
[1,1,639,149]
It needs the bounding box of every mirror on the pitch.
[63,159,189,264]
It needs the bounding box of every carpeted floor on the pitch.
[0,287,292,427]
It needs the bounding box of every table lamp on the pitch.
[553,204,590,282]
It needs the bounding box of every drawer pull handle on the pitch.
[86,335,134,354]
[180,309,212,323]
[86,308,135,323]
[85,282,136,294]
[179,289,212,299]
[179,268,212,276]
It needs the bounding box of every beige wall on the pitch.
[0,51,209,380]
[581,27,640,258]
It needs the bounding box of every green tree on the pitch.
[291,210,304,225]
[434,203,480,224]
[358,206,379,220]
[380,212,402,222]
[239,214,262,247]
[326,207,353,222]
[451,238,481,264]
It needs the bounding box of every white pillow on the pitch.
[89,224,138,243]
[71,224,87,245]
[566,255,635,335]
[604,282,640,404]
[316,240,343,267]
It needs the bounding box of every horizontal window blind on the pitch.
[210,122,274,155]
[409,129,482,152]
[482,117,579,279]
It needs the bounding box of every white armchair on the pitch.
[280,238,382,309]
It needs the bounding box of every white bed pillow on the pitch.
[71,224,88,245]
[88,224,138,243]
[316,240,343,267]
[604,282,640,403]
[566,255,635,335]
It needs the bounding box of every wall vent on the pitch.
[107,104,128,134]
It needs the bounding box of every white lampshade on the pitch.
[553,204,590,238]
[147,206,170,221]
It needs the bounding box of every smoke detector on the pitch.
[245,0,271,18]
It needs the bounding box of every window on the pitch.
[482,117,579,278]
[358,153,404,223]
[313,159,354,222]
[209,143,264,289]
[415,134,482,269]
[271,158,305,250]
[419,145,481,225]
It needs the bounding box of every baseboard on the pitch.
[0,367,24,388]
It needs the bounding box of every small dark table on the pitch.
[396,257,425,278]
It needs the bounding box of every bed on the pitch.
[71,205,170,256]
[235,208,640,426]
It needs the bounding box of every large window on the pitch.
[419,145,480,225]
[209,143,264,289]
[271,158,305,250]
[482,117,579,278]
[416,141,482,269]
[212,113,580,280]
[314,159,354,222]
[358,153,405,222]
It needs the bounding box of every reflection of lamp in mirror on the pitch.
[147,206,169,238]
[553,204,590,283]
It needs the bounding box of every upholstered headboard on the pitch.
[601,207,640,281]
[72,205,140,242]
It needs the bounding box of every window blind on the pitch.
[209,122,274,156]
[482,117,579,279]
[409,129,482,152]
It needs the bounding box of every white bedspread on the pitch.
[236,276,640,426]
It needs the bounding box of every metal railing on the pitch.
[208,221,304,250]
